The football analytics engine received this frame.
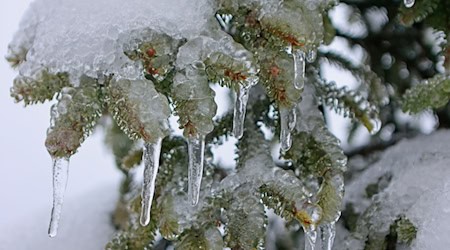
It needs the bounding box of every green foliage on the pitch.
[314,79,381,134]
[105,121,138,171]
[394,216,417,245]
[108,78,170,142]
[10,71,70,106]
[398,0,440,26]
[402,74,450,113]
[224,187,266,249]
[45,77,104,157]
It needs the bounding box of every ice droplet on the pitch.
[293,49,306,90]
[369,117,382,135]
[233,85,250,139]
[320,223,336,250]
[48,157,70,238]
[280,106,297,152]
[188,134,205,205]
[140,138,163,226]
[404,0,415,8]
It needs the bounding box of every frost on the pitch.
[9,0,215,83]
[48,157,70,237]
[342,130,450,249]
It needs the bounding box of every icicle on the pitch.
[304,228,318,250]
[140,138,163,226]
[48,157,70,238]
[233,85,250,139]
[187,134,205,205]
[320,223,336,250]
[293,50,306,90]
[404,0,415,8]
[279,106,297,152]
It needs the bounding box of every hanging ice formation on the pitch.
[233,85,251,139]
[109,78,171,226]
[187,134,206,205]
[293,49,306,90]
[43,83,103,237]
[140,138,163,226]
[279,106,297,152]
[174,34,259,204]
[48,157,70,237]
[404,0,415,8]
[233,77,258,139]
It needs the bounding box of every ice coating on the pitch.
[9,0,216,82]
[177,34,259,139]
[187,134,206,205]
[109,78,170,141]
[48,157,70,237]
[140,139,163,226]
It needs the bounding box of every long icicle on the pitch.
[320,223,336,250]
[293,49,306,90]
[140,138,163,226]
[187,134,205,205]
[280,106,297,152]
[48,157,70,237]
[233,85,250,139]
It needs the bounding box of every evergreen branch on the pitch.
[402,74,450,113]
[314,79,381,134]
[398,0,440,26]
[423,0,450,33]
[108,78,170,142]
[104,120,138,171]
[224,187,266,249]
[319,51,388,106]
[45,77,104,158]
[10,71,70,106]
[176,227,223,250]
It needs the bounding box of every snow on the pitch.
[9,0,215,82]
[342,130,450,249]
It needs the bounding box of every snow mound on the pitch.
[343,130,450,249]
[9,0,215,83]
